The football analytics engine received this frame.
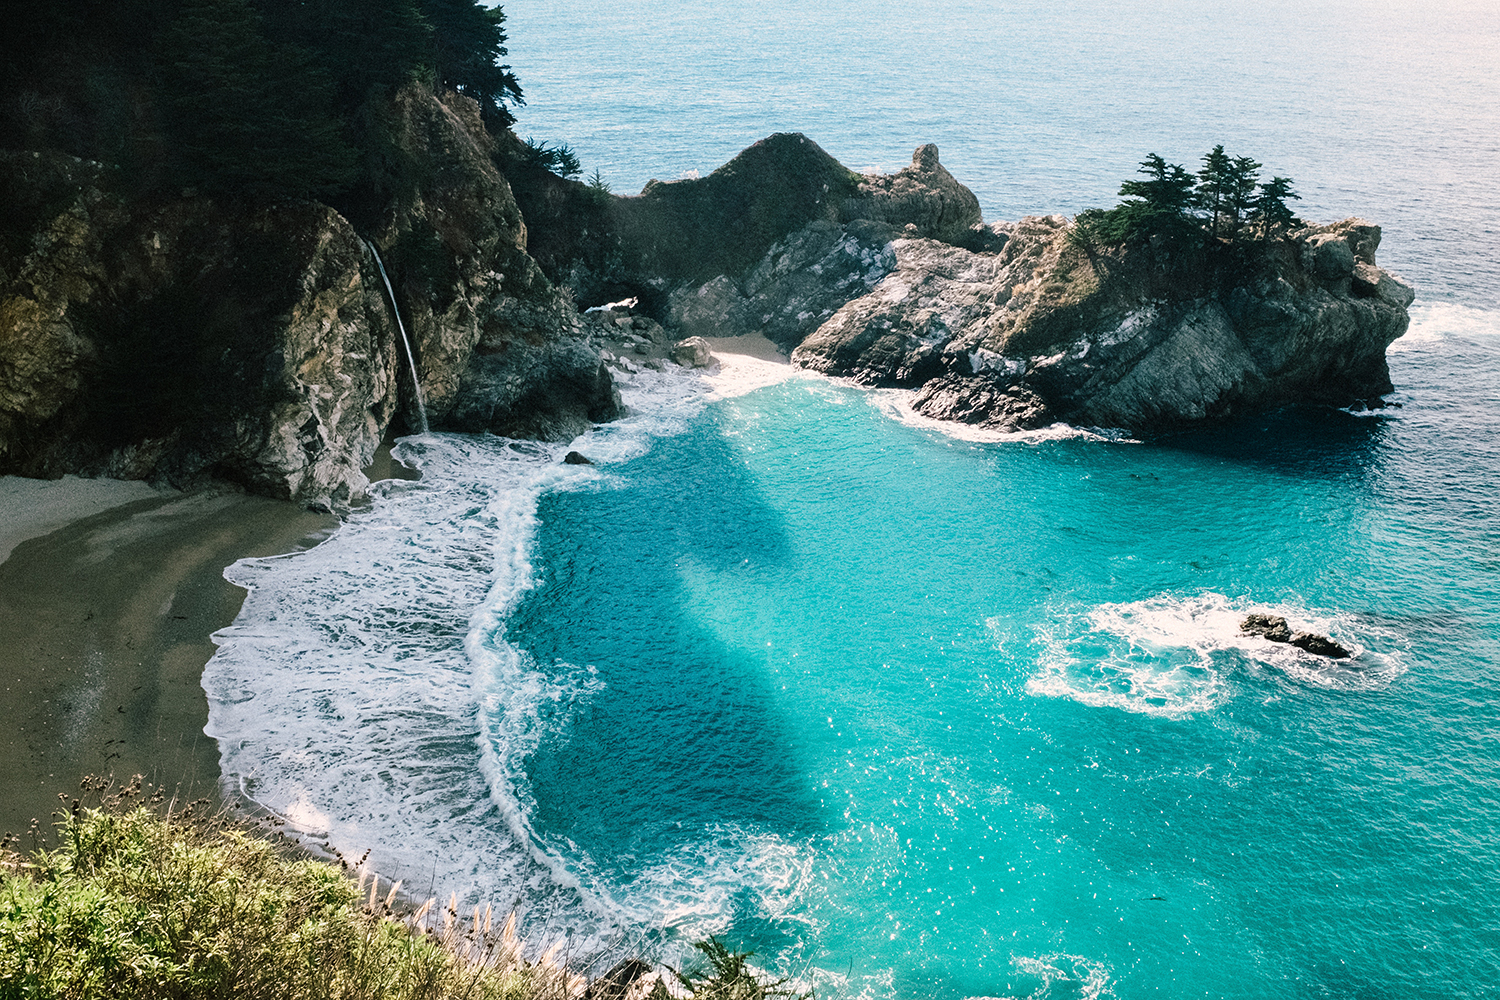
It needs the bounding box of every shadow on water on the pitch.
[1146,404,1391,480]
[506,420,818,871]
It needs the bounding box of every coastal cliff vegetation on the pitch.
[0,0,522,203]
[1070,147,1303,288]
[0,780,802,1000]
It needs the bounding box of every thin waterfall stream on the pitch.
[365,239,430,435]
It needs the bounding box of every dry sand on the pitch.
[0,479,335,836]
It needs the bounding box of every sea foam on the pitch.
[1022,593,1406,718]
[206,358,820,955]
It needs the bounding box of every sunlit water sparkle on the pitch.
[207,3,1500,996]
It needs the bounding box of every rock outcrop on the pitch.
[584,137,1411,435]
[1241,614,1352,659]
[0,85,621,507]
[530,136,1410,438]
[0,149,401,508]
[794,215,1413,433]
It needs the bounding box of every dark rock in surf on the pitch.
[1241,614,1351,658]
[671,336,716,368]
[563,451,593,465]
[1241,614,1293,643]
[584,958,657,1000]
[1288,631,1352,659]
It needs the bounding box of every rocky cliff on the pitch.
[509,135,1410,436]
[2,119,1415,508]
[791,213,1413,432]
[0,86,619,508]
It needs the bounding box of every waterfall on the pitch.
[364,239,430,435]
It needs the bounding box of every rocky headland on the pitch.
[1,92,1414,509]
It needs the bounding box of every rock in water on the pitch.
[589,138,1412,437]
[671,337,716,368]
[1289,631,1353,659]
[1241,614,1351,658]
[563,451,594,465]
[1241,613,1293,642]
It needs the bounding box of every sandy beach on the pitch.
[0,478,336,837]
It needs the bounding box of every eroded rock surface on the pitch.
[1,86,621,506]
[0,150,400,508]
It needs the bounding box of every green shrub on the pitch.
[0,779,580,1000]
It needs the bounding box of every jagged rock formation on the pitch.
[793,215,1413,432]
[0,86,620,508]
[366,88,619,442]
[559,138,1412,435]
[2,116,1417,507]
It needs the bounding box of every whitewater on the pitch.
[205,1,1500,996]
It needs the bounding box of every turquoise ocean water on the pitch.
[205,2,1500,997]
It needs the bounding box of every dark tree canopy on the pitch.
[1075,146,1303,259]
[0,0,526,199]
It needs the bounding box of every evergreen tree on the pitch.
[1249,176,1302,237]
[162,0,355,198]
[418,0,524,127]
[1222,155,1262,239]
[1195,144,1233,240]
[1119,153,1197,215]
[256,0,435,110]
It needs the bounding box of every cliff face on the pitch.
[1,119,1417,505]
[0,86,619,508]
[0,150,400,507]
[791,215,1413,432]
[539,138,1412,435]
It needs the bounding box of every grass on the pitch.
[0,777,809,1000]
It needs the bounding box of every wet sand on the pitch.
[0,482,335,836]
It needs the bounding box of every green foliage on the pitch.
[421,0,524,128]
[0,0,527,204]
[1249,175,1302,237]
[162,0,356,198]
[587,168,613,195]
[673,939,811,1000]
[521,138,583,180]
[1072,146,1303,266]
[0,782,580,1000]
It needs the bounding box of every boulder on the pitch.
[671,337,716,368]
[563,451,593,465]
[1241,614,1352,658]
[1241,614,1293,643]
[1288,631,1353,659]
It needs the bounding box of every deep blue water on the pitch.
[206,3,1500,998]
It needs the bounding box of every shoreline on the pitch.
[0,478,337,836]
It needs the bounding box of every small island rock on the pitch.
[1240,613,1351,658]
[1241,613,1293,643]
